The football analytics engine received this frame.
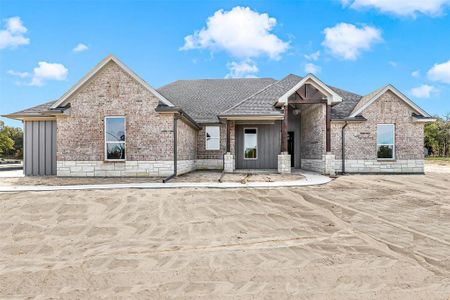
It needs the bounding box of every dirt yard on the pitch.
[0,170,304,186]
[0,167,449,298]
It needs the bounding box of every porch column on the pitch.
[278,105,291,174]
[224,119,235,173]
[281,105,288,152]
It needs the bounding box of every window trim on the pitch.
[376,123,395,160]
[104,116,126,161]
[243,127,258,160]
[205,125,220,150]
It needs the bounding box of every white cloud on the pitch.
[410,84,436,98]
[304,50,320,61]
[427,59,450,84]
[73,43,88,52]
[7,70,29,78]
[181,6,289,60]
[411,70,420,78]
[0,17,30,49]
[342,0,450,17]
[29,62,68,86]
[389,61,397,67]
[304,63,321,74]
[322,23,382,60]
[226,60,259,78]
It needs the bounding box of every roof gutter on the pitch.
[155,105,201,130]
[219,114,284,121]
[163,113,181,183]
[341,121,349,175]
[331,116,367,122]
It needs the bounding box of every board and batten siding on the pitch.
[24,120,57,175]
[235,122,281,169]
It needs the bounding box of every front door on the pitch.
[288,131,294,167]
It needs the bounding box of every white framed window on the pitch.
[377,124,395,160]
[244,128,257,159]
[205,126,220,150]
[105,116,126,160]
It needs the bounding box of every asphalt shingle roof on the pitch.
[157,78,276,123]
[6,100,57,117]
[5,74,365,121]
[222,74,363,119]
[349,85,386,117]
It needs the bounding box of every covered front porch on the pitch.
[221,75,341,175]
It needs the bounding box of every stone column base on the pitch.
[278,152,291,174]
[224,153,235,173]
[323,153,335,176]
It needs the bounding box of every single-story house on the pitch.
[3,55,435,177]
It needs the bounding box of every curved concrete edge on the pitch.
[0,172,332,192]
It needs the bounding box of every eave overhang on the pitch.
[155,105,201,130]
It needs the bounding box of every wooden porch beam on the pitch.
[295,91,305,101]
[281,105,288,152]
[289,98,327,105]
[226,120,231,153]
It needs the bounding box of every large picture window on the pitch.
[205,126,220,150]
[244,128,257,159]
[377,124,395,159]
[105,116,126,160]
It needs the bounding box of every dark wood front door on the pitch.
[288,131,294,167]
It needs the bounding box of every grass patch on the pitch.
[426,156,450,162]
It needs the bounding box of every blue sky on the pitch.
[1,0,450,127]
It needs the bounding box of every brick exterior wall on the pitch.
[300,104,326,160]
[196,122,227,159]
[177,119,197,160]
[56,60,174,162]
[53,60,425,176]
[331,90,425,173]
[298,104,326,172]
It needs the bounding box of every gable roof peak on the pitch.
[50,54,174,109]
[350,83,431,117]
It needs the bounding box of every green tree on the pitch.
[0,121,23,159]
[425,113,450,157]
[0,121,15,156]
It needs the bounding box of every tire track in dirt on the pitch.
[289,189,450,275]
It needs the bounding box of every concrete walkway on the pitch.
[0,171,331,192]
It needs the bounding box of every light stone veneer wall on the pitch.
[277,153,291,174]
[57,159,211,177]
[334,159,424,173]
[196,159,223,170]
[331,90,425,174]
[301,159,324,173]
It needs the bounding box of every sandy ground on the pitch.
[0,168,449,298]
[0,170,304,186]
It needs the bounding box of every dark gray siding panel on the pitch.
[32,122,39,175]
[24,122,32,175]
[45,121,52,175]
[52,123,57,174]
[24,120,57,176]
[235,122,281,169]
